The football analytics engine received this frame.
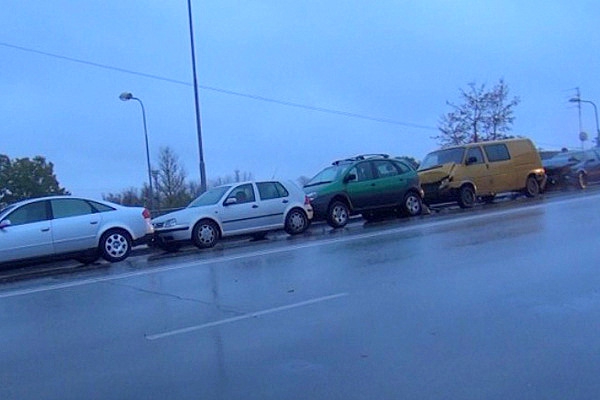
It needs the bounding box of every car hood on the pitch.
[152,205,215,224]
[303,182,334,195]
[417,163,456,184]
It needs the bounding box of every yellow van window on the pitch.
[484,144,510,162]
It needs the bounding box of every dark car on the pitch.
[542,149,583,189]
[569,148,600,189]
[303,154,424,228]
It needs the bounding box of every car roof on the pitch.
[5,195,115,209]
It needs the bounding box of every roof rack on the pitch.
[332,153,390,165]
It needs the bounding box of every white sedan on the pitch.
[0,196,153,265]
[152,180,313,250]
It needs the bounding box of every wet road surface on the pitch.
[1,191,600,399]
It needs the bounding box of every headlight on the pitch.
[439,177,450,189]
[164,218,177,228]
[306,192,318,201]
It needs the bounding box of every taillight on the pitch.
[304,195,311,205]
[142,209,151,219]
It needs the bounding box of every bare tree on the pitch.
[103,187,142,206]
[483,79,520,141]
[153,147,190,209]
[436,79,520,146]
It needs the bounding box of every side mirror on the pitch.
[466,156,478,165]
[224,197,237,206]
[0,219,11,229]
[344,173,357,183]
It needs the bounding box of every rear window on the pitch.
[483,144,511,162]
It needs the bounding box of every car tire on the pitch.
[327,201,350,228]
[402,192,423,217]
[284,208,309,235]
[524,175,540,197]
[99,229,132,262]
[577,171,587,189]
[192,219,219,249]
[457,185,476,208]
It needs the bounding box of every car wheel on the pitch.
[99,229,132,262]
[524,175,540,197]
[327,201,350,228]
[577,171,587,189]
[192,219,219,249]
[457,185,475,208]
[284,208,309,235]
[402,192,423,217]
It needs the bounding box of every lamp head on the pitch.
[119,92,133,101]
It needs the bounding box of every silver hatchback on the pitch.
[152,180,313,251]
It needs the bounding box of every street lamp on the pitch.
[119,92,154,211]
[187,0,207,193]
[570,97,600,147]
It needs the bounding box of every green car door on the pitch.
[371,159,412,206]
[344,161,382,210]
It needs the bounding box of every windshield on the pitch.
[419,147,465,170]
[546,151,583,165]
[304,165,348,187]
[187,186,231,207]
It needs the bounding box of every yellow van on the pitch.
[417,138,546,208]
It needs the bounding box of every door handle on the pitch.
[90,221,99,225]
[282,199,289,204]
[370,183,376,186]
[252,205,259,208]
[41,227,50,232]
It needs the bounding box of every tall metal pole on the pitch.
[119,92,154,211]
[570,97,600,148]
[132,97,154,212]
[581,100,600,147]
[187,0,207,193]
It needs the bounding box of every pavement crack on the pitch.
[104,281,245,316]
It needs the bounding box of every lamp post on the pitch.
[119,92,154,211]
[570,97,600,147]
[187,0,207,193]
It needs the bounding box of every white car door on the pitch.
[0,200,54,263]
[255,181,291,227]
[50,198,102,254]
[218,183,264,234]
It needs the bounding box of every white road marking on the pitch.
[1,193,598,299]
[145,292,349,340]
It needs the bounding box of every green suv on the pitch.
[303,154,424,228]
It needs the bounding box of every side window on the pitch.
[231,183,256,204]
[257,182,288,200]
[484,144,511,162]
[51,199,95,219]
[393,160,411,174]
[466,147,485,164]
[89,200,115,213]
[6,201,49,226]
[274,182,289,197]
[348,162,375,182]
[373,160,399,178]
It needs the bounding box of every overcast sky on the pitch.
[2,1,599,199]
